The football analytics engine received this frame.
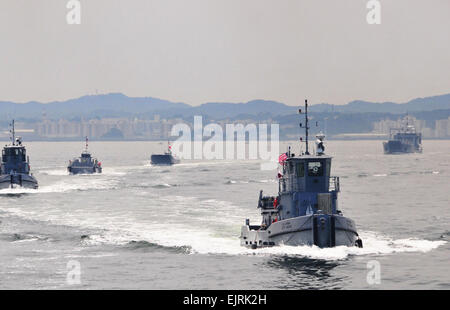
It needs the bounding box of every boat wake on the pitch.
[39,169,69,176]
[0,232,51,243]
[0,178,119,195]
[165,230,445,260]
[75,223,446,260]
[1,200,445,260]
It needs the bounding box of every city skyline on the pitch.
[2,114,450,141]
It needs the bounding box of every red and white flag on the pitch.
[278,152,288,163]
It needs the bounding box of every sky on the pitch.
[0,0,449,106]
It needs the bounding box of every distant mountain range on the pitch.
[310,93,450,113]
[1,92,450,121]
[0,93,188,120]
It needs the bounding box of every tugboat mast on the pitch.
[10,120,16,146]
[299,99,310,155]
[85,136,89,152]
[404,113,410,131]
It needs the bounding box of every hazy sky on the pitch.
[0,0,449,106]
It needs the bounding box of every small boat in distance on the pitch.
[151,142,180,165]
[0,120,38,189]
[67,137,102,174]
[383,116,422,154]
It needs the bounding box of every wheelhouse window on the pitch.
[3,148,19,156]
[308,161,324,176]
[296,162,305,177]
[288,161,294,174]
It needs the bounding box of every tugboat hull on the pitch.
[0,173,39,189]
[68,166,102,175]
[150,154,180,165]
[240,214,361,249]
[383,140,422,154]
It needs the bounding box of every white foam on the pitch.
[153,183,172,188]
[1,190,445,260]
[0,187,39,195]
[39,167,127,176]
[185,230,445,259]
[11,237,41,243]
[99,168,127,176]
[79,223,446,260]
[39,179,117,193]
[39,169,69,176]
[4,202,445,260]
[0,178,118,195]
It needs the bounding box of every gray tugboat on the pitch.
[0,120,38,189]
[241,100,363,249]
[151,142,180,165]
[383,116,422,154]
[67,137,102,174]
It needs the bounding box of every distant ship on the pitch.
[67,137,102,174]
[0,120,38,189]
[151,142,180,165]
[240,100,362,249]
[383,116,422,154]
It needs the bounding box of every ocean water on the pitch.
[0,140,448,289]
